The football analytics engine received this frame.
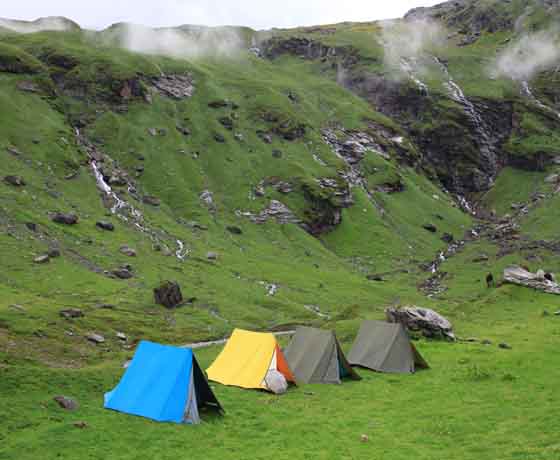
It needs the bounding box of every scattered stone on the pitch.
[3,175,26,187]
[48,248,61,258]
[555,311,560,316]
[214,133,226,143]
[367,274,385,282]
[73,421,88,429]
[441,233,454,244]
[258,132,273,144]
[208,100,229,109]
[96,221,114,231]
[218,116,234,130]
[86,333,105,344]
[116,332,127,341]
[360,434,369,443]
[59,308,84,319]
[17,80,40,93]
[6,146,21,156]
[176,124,191,136]
[499,342,512,350]
[53,396,79,411]
[50,212,79,225]
[482,339,492,345]
[473,254,489,263]
[9,304,26,312]
[154,281,183,308]
[147,128,157,137]
[422,223,437,233]
[25,222,37,232]
[142,196,161,207]
[542,310,550,317]
[119,245,137,257]
[234,133,244,142]
[200,190,215,210]
[385,306,455,341]
[207,252,219,261]
[34,254,50,264]
[186,221,208,231]
[226,226,243,235]
[112,268,133,279]
[98,303,116,310]
[272,149,283,159]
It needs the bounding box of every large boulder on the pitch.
[264,370,288,395]
[154,281,183,308]
[385,306,455,341]
[503,266,560,295]
[3,175,26,186]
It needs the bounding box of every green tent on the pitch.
[348,320,429,374]
[284,326,361,384]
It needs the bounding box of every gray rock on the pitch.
[51,212,79,225]
[422,223,438,233]
[154,281,183,308]
[112,268,133,279]
[60,308,84,319]
[96,221,114,231]
[214,133,226,143]
[34,254,50,264]
[119,245,137,257]
[503,266,560,295]
[226,226,243,235]
[264,370,288,395]
[272,149,283,158]
[116,332,127,341]
[151,74,195,99]
[87,333,105,344]
[26,222,37,232]
[142,196,161,206]
[441,233,454,244]
[53,396,79,411]
[207,252,219,260]
[218,116,234,130]
[499,342,512,350]
[17,80,40,93]
[385,306,455,341]
[3,175,26,186]
[234,133,244,142]
[482,339,492,345]
[48,248,61,258]
[147,128,157,137]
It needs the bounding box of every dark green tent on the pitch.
[284,326,361,384]
[348,320,429,374]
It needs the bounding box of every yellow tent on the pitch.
[206,329,295,391]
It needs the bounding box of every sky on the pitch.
[1,0,442,30]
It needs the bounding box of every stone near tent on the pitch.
[87,333,105,344]
[503,266,560,295]
[385,306,455,341]
[153,281,183,309]
[34,254,50,264]
[50,212,79,225]
[96,221,114,231]
[3,175,26,186]
[60,308,83,319]
[264,370,288,395]
[53,395,79,411]
[119,245,137,257]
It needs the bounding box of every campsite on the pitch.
[2,0,560,458]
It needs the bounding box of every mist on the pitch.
[493,29,560,81]
[114,23,246,59]
[380,18,445,71]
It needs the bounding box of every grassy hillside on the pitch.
[1,1,560,458]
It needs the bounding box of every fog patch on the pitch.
[116,23,245,59]
[493,29,560,81]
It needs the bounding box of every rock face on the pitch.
[50,212,79,225]
[264,370,288,395]
[150,74,194,99]
[154,281,183,308]
[53,396,79,411]
[503,266,560,295]
[385,306,455,341]
[242,200,302,225]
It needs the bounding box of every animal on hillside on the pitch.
[486,273,495,288]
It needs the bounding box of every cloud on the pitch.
[493,29,560,81]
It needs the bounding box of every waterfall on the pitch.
[399,58,428,94]
[434,57,497,179]
[521,81,560,119]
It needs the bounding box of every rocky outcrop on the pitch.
[154,281,183,308]
[150,74,194,99]
[240,200,302,225]
[503,266,560,295]
[50,212,79,225]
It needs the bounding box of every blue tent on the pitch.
[104,341,223,424]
